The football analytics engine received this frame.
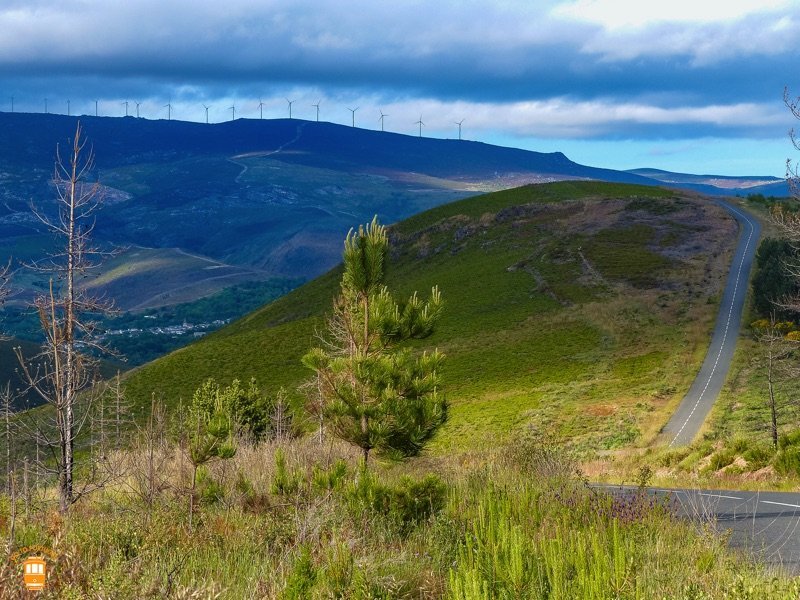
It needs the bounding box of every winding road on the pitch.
[600,485,800,574]
[661,200,761,446]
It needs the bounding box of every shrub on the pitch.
[502,431,576,480]
[271,448,302,496]
[708,449,736,472]
[346,469,447,533]
[743,444,774,470]
[283,546,317,600]
[312,459,348,492]
[196,466,225,505]
[774,446,800,476]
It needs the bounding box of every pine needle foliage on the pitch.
[303,217,446,465]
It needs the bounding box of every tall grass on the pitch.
[1,435,798,598]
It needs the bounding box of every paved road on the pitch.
[601,485,800,574]
[661,201,761,447]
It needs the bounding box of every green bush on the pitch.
[779,429,800,450]
[196,466,225,505]
[346,469,447,533]
[283,546,317,600]
[774,446,800,476]
[708,449,736,472]
[271,448,302,496]
[743,444,774,470]
[312,459,348,492]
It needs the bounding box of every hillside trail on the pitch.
[660,200,760,446]
[228,122,308,183]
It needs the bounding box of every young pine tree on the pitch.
[303,217,445,466]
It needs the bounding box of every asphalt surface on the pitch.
[661,200,761,447]
[601,485,800,574]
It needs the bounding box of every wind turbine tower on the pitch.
[415,115,424,138]
[95,100,99,117]
[258,100,264,120]
[135,101,141,118]
[67,100,70,116]
[455,119,464,141]
[44,98,48,114]
[312,101,320,122]
[379,110,387,132]
[347,106,359,127]
[10,97,13,113]
[123,100,129,117]
[203,104,210,124]
[164,101,172,120]
[286,98,294,119]
[229,104,236,121]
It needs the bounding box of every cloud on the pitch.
[552,1,799,65]
[0,0,796,173]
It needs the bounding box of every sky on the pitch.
[1,0,798,176]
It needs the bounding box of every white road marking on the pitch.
[699,493,742,500]
[760,500,800,509]
[669,202,758,446]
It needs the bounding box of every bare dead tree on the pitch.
[271,388,292,442]
[0,260,10,342]
[13,122,116,513]
[768,91,800,312]
[0,384,15,494]
[0,260,9,305]
[751,318,799,449]
[6,469,15,554]
[785,87,800,201]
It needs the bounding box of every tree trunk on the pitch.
[768,350,778,450]
[360,413,370,468]
[189,464,197,531]
[7,469,15,554]
[769,377,778,450]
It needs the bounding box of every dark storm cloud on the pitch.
[0,1,797,142]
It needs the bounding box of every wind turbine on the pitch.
[312,100,320,122]
[164,101,172,120]
[123,100,129,117]
[258,100,264,120]
[95,100,99,117]
[229,104,236,121]
[286,98,294,119]
[67,100,70,116]
[135,101,141,118]
[44,98,48,114]
[203,104,210,124]
[455,118,464,141]
[347,106,359,127]
[379,109,387,132]
[415,115,424,138]
[9,97,13,113]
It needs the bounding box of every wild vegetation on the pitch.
[123,182,736,461]
[2,432,799,598]
[3,120,798,595]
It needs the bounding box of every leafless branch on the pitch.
[13,122,118,513]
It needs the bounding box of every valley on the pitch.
[123,181,738,455]
[1,116,797,597]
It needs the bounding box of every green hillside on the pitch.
[123,181,737,453]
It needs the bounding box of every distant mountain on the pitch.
[0,113,784,319]
[627,168,788,197]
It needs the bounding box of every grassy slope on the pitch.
[123,181,736,454]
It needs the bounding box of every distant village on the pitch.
[102,317,230,340]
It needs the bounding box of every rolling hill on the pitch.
[628,168,788,197]
[0,113,777,319]
[121,181,739,453]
